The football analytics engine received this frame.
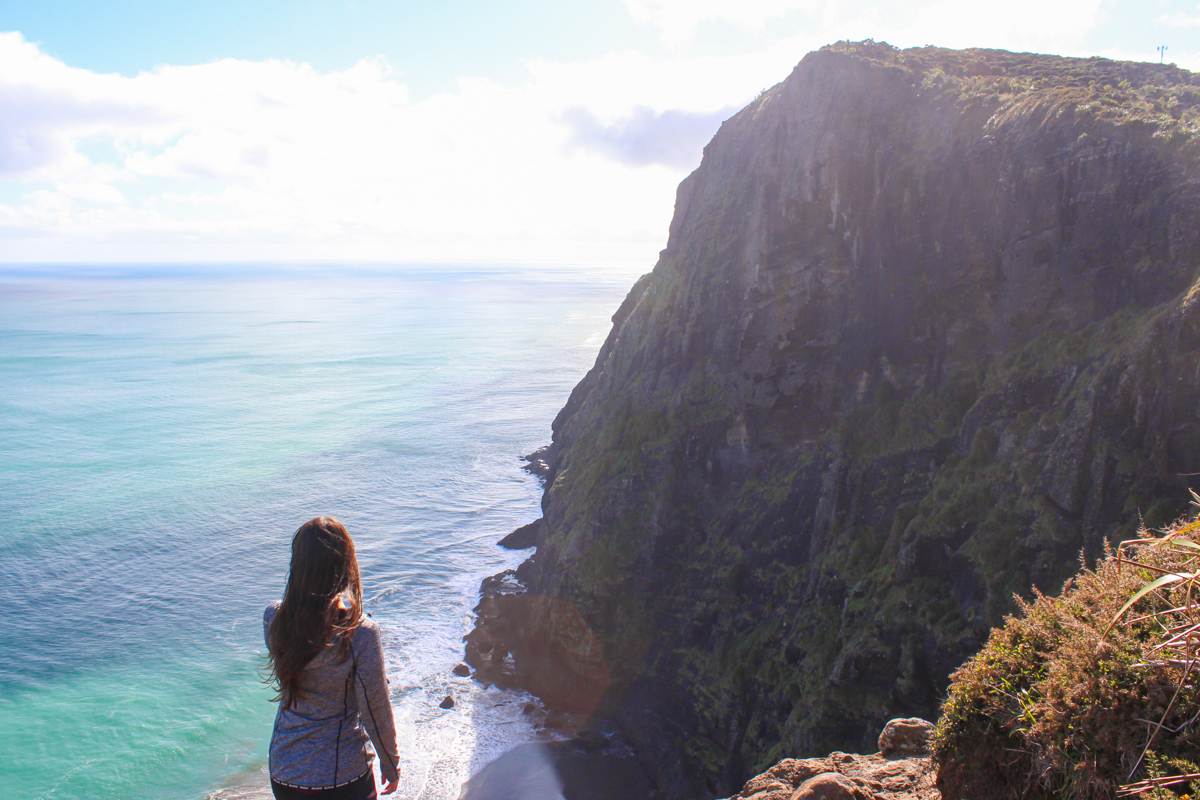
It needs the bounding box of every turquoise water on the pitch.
[0,265,633,800]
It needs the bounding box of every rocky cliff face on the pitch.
[467,42,1200,799]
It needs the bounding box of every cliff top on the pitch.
[777,40,1200,141]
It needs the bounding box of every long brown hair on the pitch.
[267,516,364,708]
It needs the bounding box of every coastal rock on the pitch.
[452,662,471,677]
[877,719,934,758]
[521,446,554,482]
[498,519,544,550]
[464,570,609,714]
[469,41,1200,799]
[440,695,455,709]
[728,722,938,800]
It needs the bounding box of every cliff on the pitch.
[467,42,1200,798]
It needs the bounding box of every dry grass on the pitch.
[932,502,1200,800]
[1110,499,1200,798]
[826,41,1200,146]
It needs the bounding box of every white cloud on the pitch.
[1,32,772,266]
[1161,3,1200,29]
[624,0,811,44]
[624,0,1109,51]
[0,33,168,177]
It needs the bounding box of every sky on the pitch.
[1,0,1198,268]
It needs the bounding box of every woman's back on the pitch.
[263,517,400,799]
[264,602,400,792]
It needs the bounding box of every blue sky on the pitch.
[0,1,654,95]
[1,0,1198,265]
[5,1,1194,79]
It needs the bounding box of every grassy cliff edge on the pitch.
[934,508,1200,799]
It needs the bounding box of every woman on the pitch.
[264,517,401,799]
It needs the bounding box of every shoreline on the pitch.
[461,454,657,800]
[204,767,272,800]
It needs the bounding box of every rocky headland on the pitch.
[466,41,1200,799]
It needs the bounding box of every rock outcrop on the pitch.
[498,519,543,550]
[468,41,1200,798]
[728,719,937,800]
[876,719,934,759]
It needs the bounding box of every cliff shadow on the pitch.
[459,739,653,800]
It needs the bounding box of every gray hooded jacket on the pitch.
[263,603,400,788]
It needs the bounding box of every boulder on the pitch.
[877,718,934,758]
[736,774,793,799]
[791,772,871,800]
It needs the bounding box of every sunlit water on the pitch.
[0,264,634,800]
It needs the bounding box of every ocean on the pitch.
[0,264,635,800]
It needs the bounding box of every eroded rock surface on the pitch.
[730,722,939,800]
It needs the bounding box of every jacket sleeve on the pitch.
[352,620,401,783]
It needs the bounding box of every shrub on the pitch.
[932,505,1200,799]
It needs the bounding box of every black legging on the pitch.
[271,771,377,800]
